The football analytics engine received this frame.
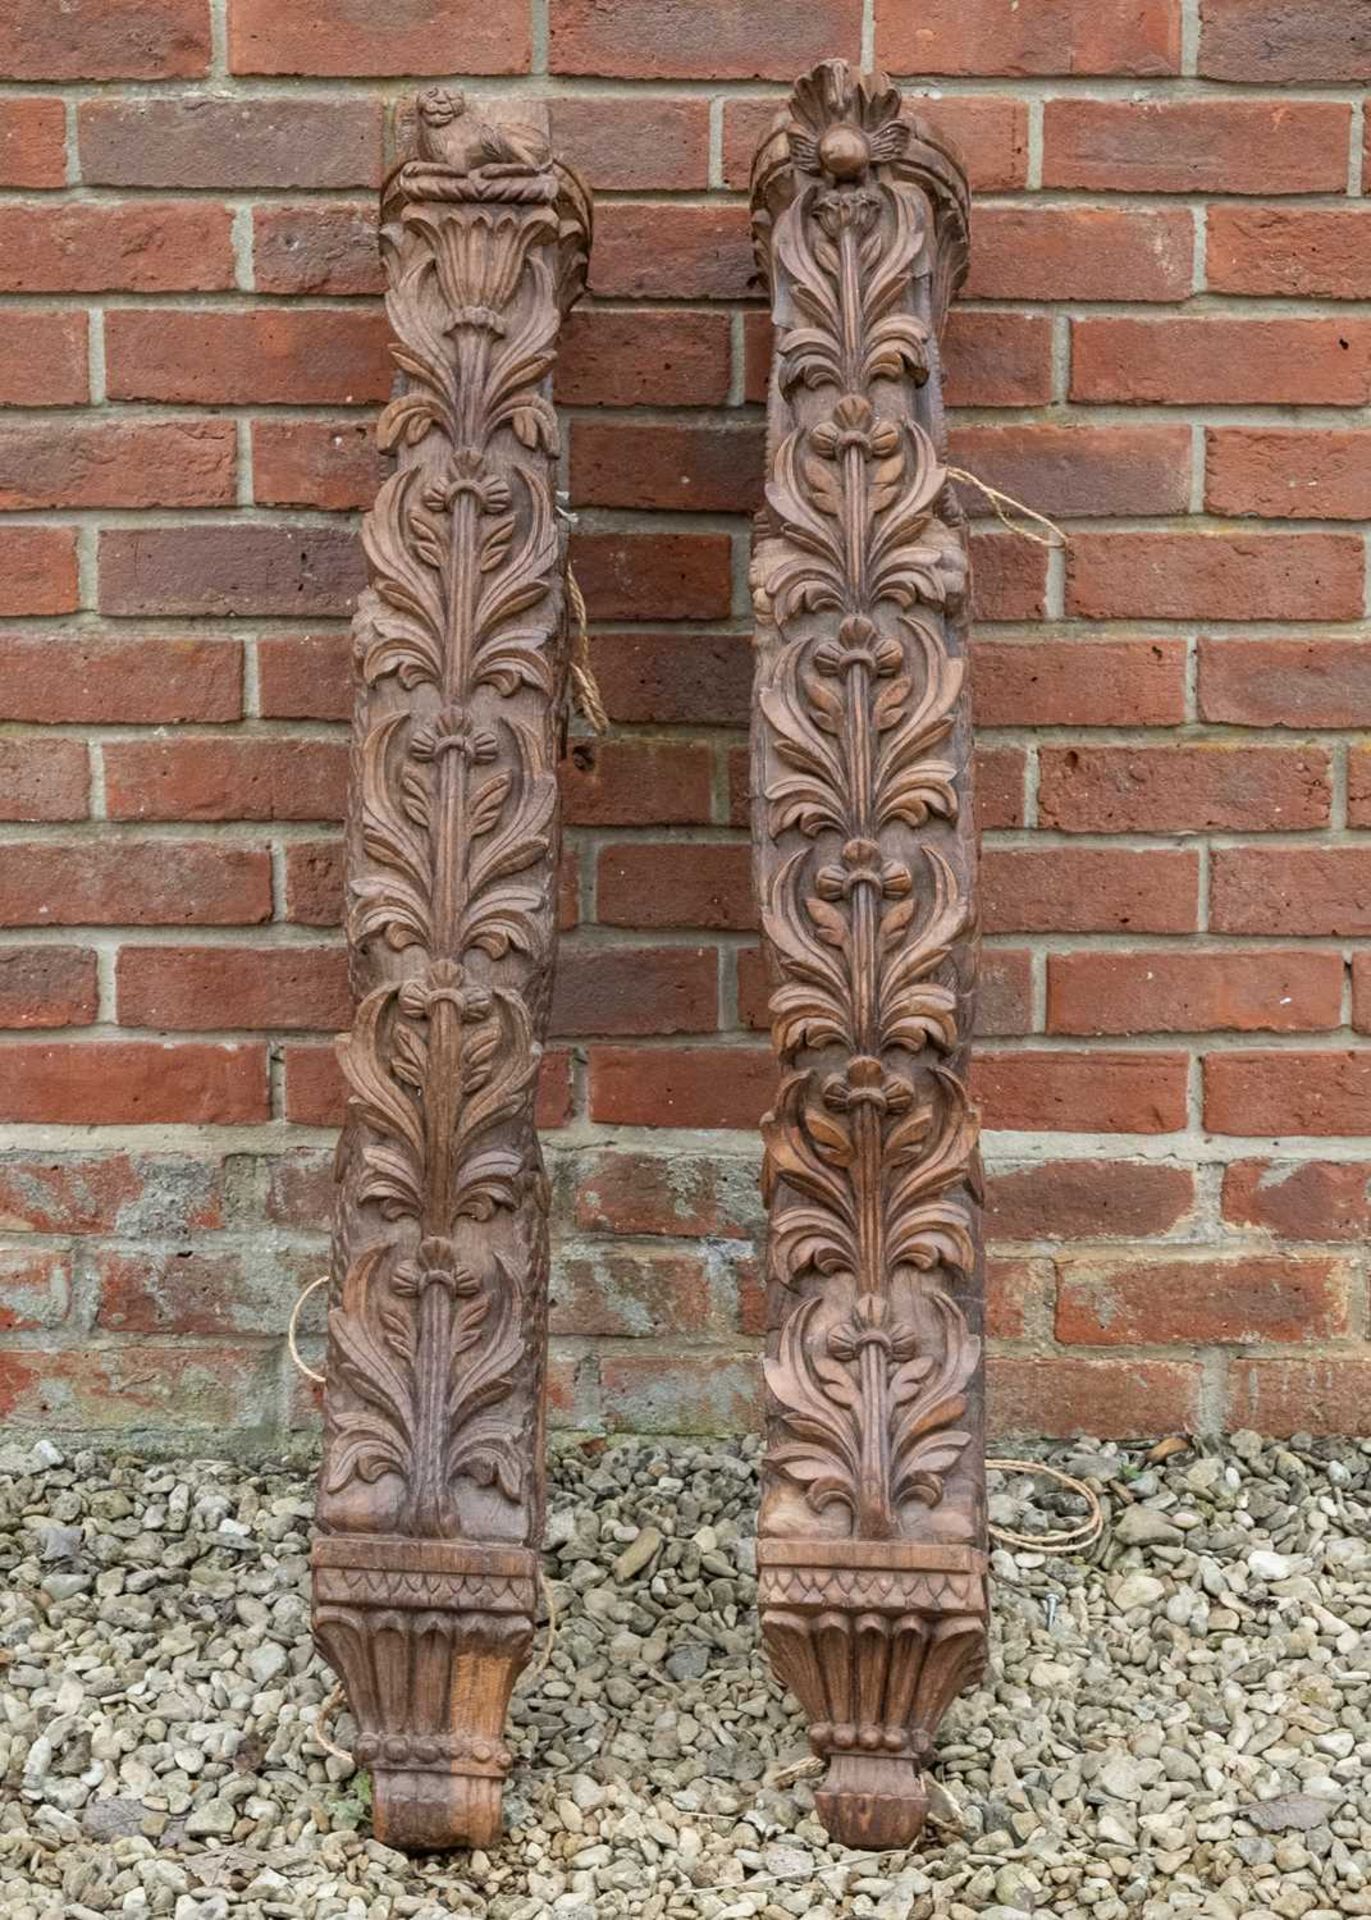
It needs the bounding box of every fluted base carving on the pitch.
[759,1541,986,1848]
[312,1536,536,1849]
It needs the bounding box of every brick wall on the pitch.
[0,0,1368,1445]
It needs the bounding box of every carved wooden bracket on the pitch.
[748,62,988,1850]
[311,89,590,1852]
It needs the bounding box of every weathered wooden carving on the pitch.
[311,89,590,1852]
[748,62,988,1849]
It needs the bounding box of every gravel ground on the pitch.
[1,1430,1368,1920]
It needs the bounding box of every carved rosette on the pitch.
[749,63,987,1849]
[311,89,590,1852]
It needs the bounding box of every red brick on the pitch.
[284,842,342,926]
[590,1045,774,1129]
[551,944,716,1037]
[1038,743,1331,834]
[1206,430,1371,523]
[1199,637,1371,729]
[1205,1050,1371,1136]
[117,945,350,1032]
[99,526,364,619]
[722,92,1029,192]
[231,0,528,74]
[599,1350,762,1435]
[1056,1253,1348,1346]
[0,948,98,1029]
[987,1159,1194,1242]
[557,308,731,408]
[985,1257,1045,1341]
[1348,746,1371,827]
[0,1248,72,1331]
[0,529,79,616]
[1072,318,1371,408]
[0,1041,267,1124]
[78,95,383,188]
[551,1247,725,1339]
[567,1147,761,1238]
[954,425,1191,521]
[251,417,379,511]
[253,202,380,296]
[965,206,1191,302]
[0,1343,278,1432]
[550,96,709,190]
[284,1040,571,1129]
[0,311,88,405]
[1208,207,1371,300]
[974,745,1026,830]
[1066,532,1363,623]
[588,632,751,727]
[0,0,209,79]
[0,842,271,928]
[1047,949,1342,1036]
[1043,97,1349,194]
[551,0,860,78]
[1200,0,1371,80]
[973,1050,1189,1133]
[970,530,1047,622]
[571,418,763,514]
[569,531,733,622]
[589,202,754,301]
[562,739,713,827]
[0,99,66,187]
[257,633,348,720]
[1223,1159,1371,1243]
[977,948,1034,1036]
[106,307,389,405]
[93,1246,311,1336]
[942,311,1054,409]
[1352,956,1371,1032]
[988,1355,1202,1439]
[598,843,754,932]
[984,848,1199,935]
[1227,1359,1371,1437]
[0,740,88,822]
[877,0,1179,74]
[973,638,1186,727]
[263,1147,332,1227]
[105,736,346,823]
[1211,847,1371,937]
[0,633,240,724]
[0,199,233,292]
[0,1151,224,1235]
[0,418,235,511]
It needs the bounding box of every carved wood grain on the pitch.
[748,61,988,1850]
[310,88,590,1852]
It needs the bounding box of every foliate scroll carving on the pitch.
[749,62,987,1850]
[311,89,590,1853]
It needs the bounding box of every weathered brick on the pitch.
[1047,949,1342,1035]
[1207,207,1371,300]
[0,1343,279,1433]
[251,417,379,512]
[93,1246,312,1335]
[105,307,389,405]
[1043,97,1350,193]
[1352,955,1371,1032]
[1072,317,1371,408]
[1205,1050,1371,1136]
[0,1152,224,1235]
[1198,637,1371,727]
[571,418,764,514]
[973,1050,1189,1133]
[564,1147,762,1239]
[598,843,754,932]
[588,632,751,727]
[231,0,529,75]
[0,529,79,617]
[977,948,1034,1037]
[0,0,210,79]
[1056,1253,1349,1345]
[0,199,233,292]
[550,96,710,189]
[1210,847,1371,937]
[0,99,66,187]
[569,531,733,622]
[972,638,1186,727]
[104,735,347,823]
[558,308,731,408]
[1066,532,1364,623]
[989,1355,1202,1439]
[98,526,364,619]
[253,202,380,296]
[982,848,1199,935]
[965,206,1191,302]
[551,0,861,78]
[0,948,99,1029]
[283,842,343,927]
[876,0,1179,74]
[561,739,713,827]
[0,633,241,724]
[589,202,755,301]
[599,1350,762,1434]
[0,418,235,511]
[589,1045,774,1128]
[78,94,383,188]
[0,740,89,822]
[550,1247,725,1338]
[1200,0,1371,80]
[953,425,1191,520]
[969,530,1047,622]
[117,945,350,1032]
[987,1159,1194,1242]
[0,1041,267,1124]
[0,311,88,405]
[1037,743,1331,834]
[551,944,717,1037]
[0,1248,72,1331]
[1348,746,1371,828]
[0,842,271,928]
[985,1257,1046,1341]
[1222,1159,1371,1242]
[1227,1359,1371,1437]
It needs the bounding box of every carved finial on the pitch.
[785,58,909,179]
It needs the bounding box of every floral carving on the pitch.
[750,61,987,1849]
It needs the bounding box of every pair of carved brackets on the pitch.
[311,63,985,1857]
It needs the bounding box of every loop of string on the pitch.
[947,466,1068,551]
[985,1456,1103,1554]
[287,1275,329,1386]
[564,562,608,735]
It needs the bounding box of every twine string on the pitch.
[985,1456,1104,1554]
[287,1275,328,1387]
[947,466,1068,550]
[565,562,608,735]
